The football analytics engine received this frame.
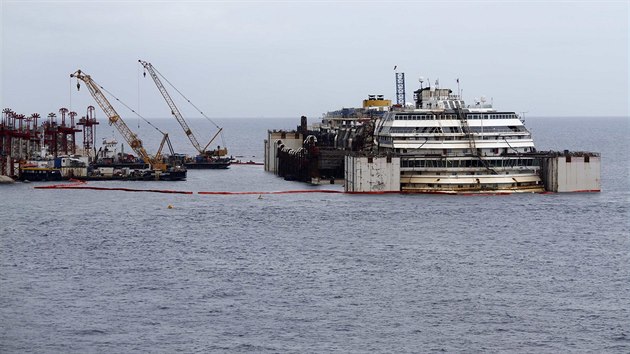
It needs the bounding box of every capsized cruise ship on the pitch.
[373,83,545,193]
[266,75,600,194]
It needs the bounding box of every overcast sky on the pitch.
[1,0,628,120]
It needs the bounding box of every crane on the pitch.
[70,69,169,172]
[138,60,224,157]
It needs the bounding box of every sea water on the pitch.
[1,117,628,352]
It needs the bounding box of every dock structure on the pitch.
[2,109,43,177]
[1,107,85,179]
[76,106,100,160]
[1,104,188,182]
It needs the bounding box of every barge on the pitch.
[183,155,231,169]
[76,167,187,181]
[18,156,187,182]
[18,167,63,182]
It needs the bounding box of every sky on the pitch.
[1,0,628,120]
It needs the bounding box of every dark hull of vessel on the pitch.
[159,169,187,181]
[184,161,230,169]
[18,168,63,182]
[75,169,187,181]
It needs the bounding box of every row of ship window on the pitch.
[383,126,527,134]
[384,136,529,142]
[390,113,518,120]
[400,158,539,168]
[379,137,529,144]
[377,137,531,145]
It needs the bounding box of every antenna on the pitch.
[395,72,405,105]
[456,78,460,98]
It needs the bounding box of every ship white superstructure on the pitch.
[374,85,544,193]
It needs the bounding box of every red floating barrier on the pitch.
[197,190,343,195]
[36,181,549,196]
[34,182,192,194]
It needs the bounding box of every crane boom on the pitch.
[70,69,167,171]
[138,60,221,156]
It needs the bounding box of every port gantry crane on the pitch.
[70,69,170,172]
[138,60,225,157]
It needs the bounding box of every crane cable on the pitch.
[502,136,521,154]
[137,63,141,129]
[94,80,167,136]
[148,65,227,148]
[68,76,73,111]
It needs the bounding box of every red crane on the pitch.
[77,105,99,160]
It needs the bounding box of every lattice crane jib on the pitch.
[138,60,204,154]
[70,69,165,171]
[138,60,224,156]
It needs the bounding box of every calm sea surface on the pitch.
[1,116,629,353]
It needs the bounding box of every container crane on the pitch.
[70,69,169,172]
[138,60,225,157]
